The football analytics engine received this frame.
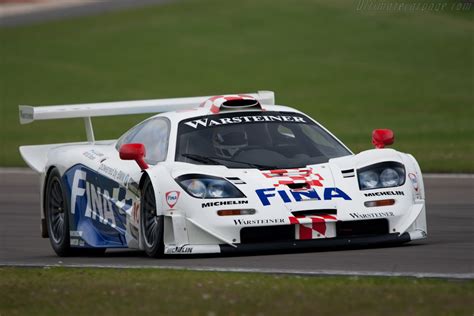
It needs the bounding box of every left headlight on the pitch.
[357,162,405,190]
[175,174,246,199]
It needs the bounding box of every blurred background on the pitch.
[0,0,472,172]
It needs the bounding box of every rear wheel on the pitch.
[141,176,164,258]
[45,168,71,256]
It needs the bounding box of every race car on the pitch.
[19,91,427,257]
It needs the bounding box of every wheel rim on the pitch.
[48,178,65,244]
[142,183,159,248]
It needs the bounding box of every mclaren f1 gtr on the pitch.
[19,91,427,257]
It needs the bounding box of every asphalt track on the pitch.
[0,169,473,279]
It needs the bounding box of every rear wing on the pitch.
[19,90,275,142]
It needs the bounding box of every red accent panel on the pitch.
[288,176,306,181]
[277,180,296,185]
[210,105,220,114]
[320,214,337,220]
[299,225,313,240]
[289,216,299,225]
[223,96,242,101]
[310,180,322,186]
[311,217,326,235]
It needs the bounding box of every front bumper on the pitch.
[163,232,417,255]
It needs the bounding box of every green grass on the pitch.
[0,0,472,171]
[0,267,472,315]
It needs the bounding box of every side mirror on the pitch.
[372,129,394,149]
[119,143,148,170]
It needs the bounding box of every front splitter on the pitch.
[219,232,411,254]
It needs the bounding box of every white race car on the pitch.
[19,91,427,257]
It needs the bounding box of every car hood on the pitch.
[166,161,347,212]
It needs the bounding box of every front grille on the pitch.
[240,225,295,244]
[336,219,389,237]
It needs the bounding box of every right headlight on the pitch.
[357,162,405,190]
[175,174,246,199]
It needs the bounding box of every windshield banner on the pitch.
[180,111,312,132]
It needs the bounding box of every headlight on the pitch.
[357,162,405,190]
[176,174,246,199]
[380,168,400,187]
[358,170,379,189]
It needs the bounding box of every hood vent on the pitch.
[226,177,246,185]
[286,183,311,190]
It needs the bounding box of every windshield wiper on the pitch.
[181,154,221,165]
[181,153,277,170]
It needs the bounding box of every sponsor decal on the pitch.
[70,231,83,237]
[166,191,181,209]
[70,236,87,247]
[202,200,249,208]
[256,187,351,206]
[349,211,395,219]
[179,111,312,133]
[70,169,133,229]
[184,115,306,129]
[233,218,286,226]
[166,246,193,254]
[408,173,419,192]
[98,163,132,185]
[83,150,104,161]
[364,190,404,197]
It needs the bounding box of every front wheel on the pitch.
[141,176,164,258]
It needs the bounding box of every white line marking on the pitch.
[0,168,473,178]
[0,262,472,280]
[0,168,36,174]
[0,0,88,19]
[423,173,474,179]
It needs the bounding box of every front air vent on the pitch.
[291,209,337,217]
[240,225,294,244]
[336,219,389,237]
[341,169,355,178]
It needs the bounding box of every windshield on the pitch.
[176,111,351,169]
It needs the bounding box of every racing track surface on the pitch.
[0,170,473,278]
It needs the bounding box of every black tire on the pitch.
[45,168,72,257]
[141,176,164,258]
